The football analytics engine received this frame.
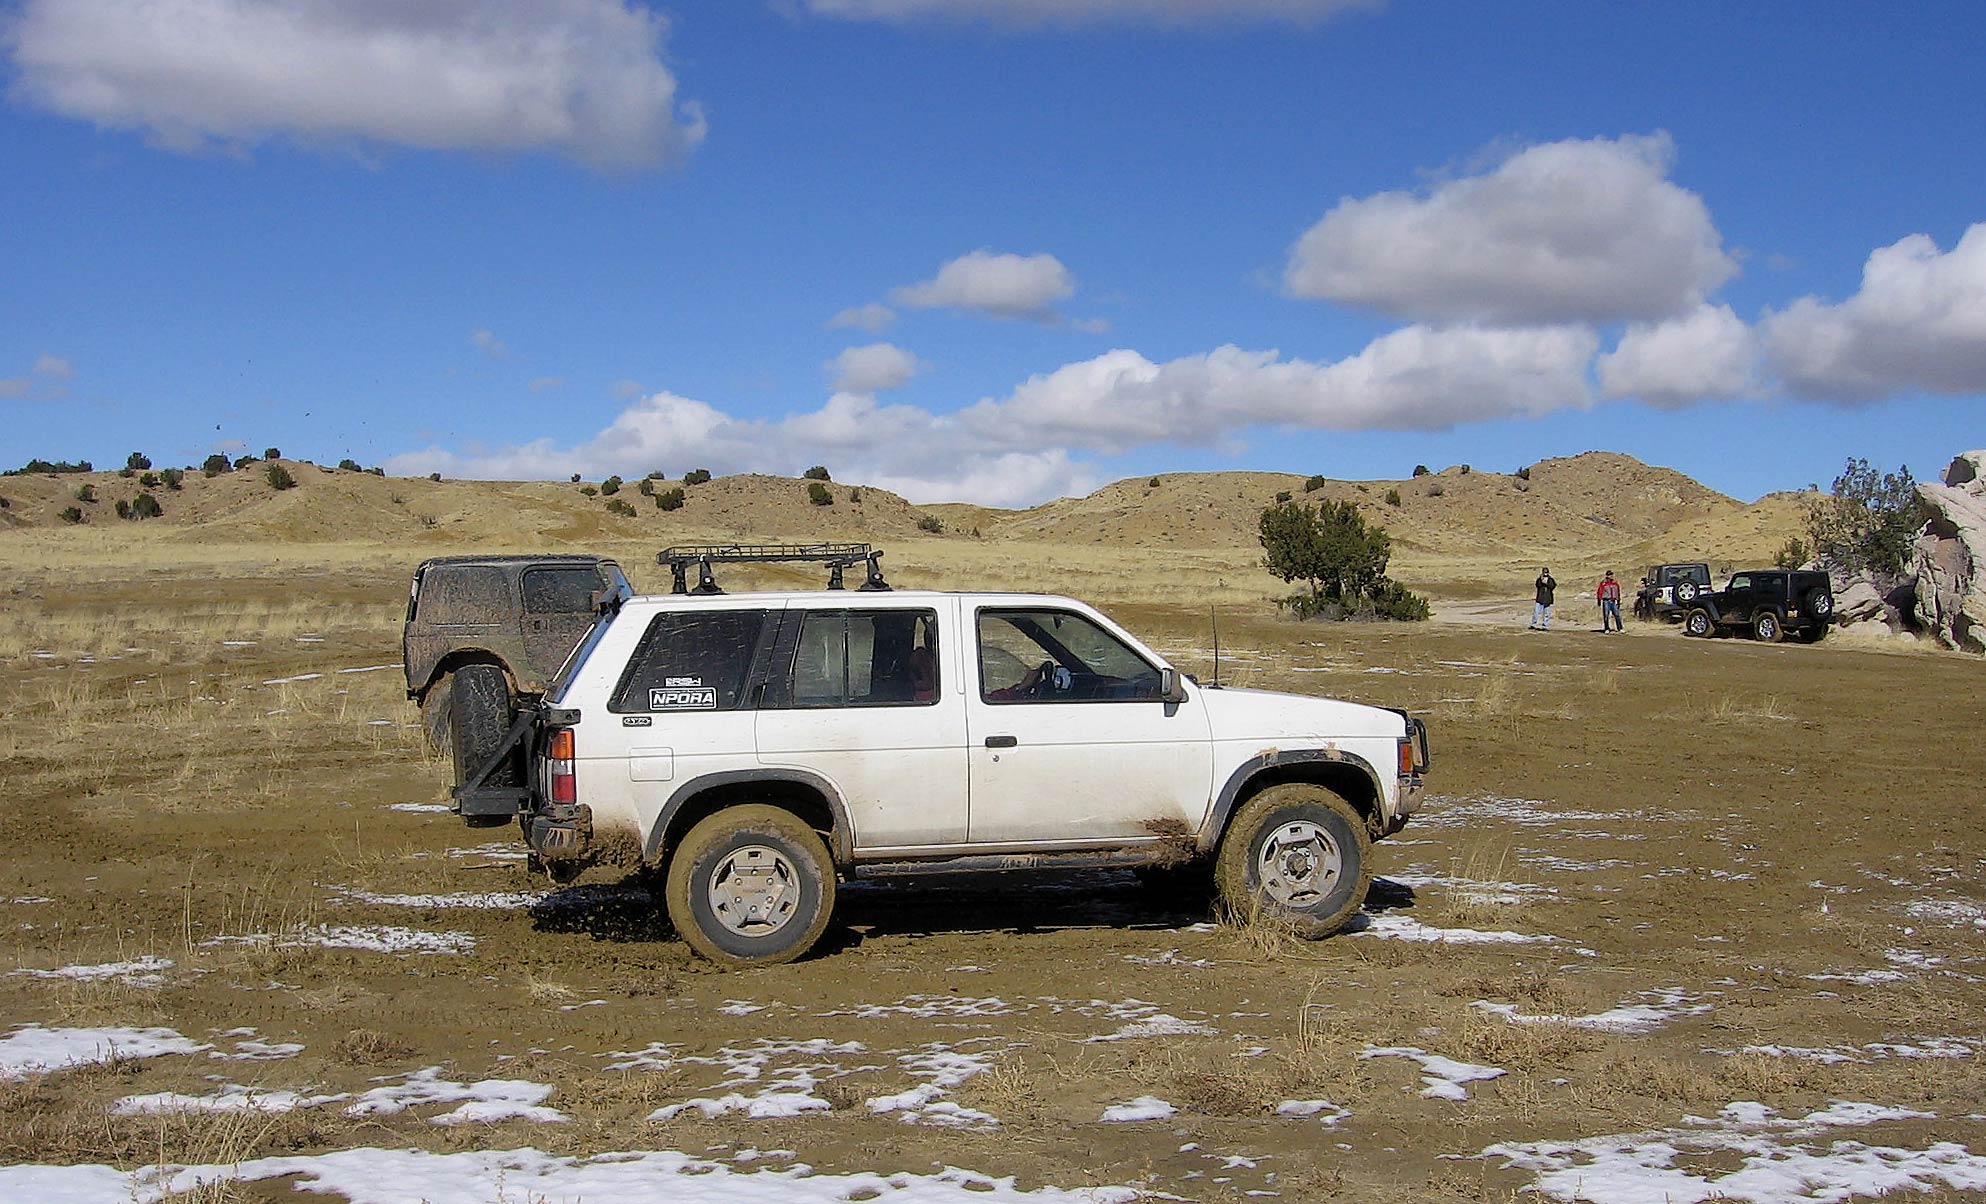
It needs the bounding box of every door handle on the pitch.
[984,735,1018,749]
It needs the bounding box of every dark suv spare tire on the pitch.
[1801,588,1833,620]
[449,665,518,824]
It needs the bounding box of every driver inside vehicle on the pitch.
[985,659,1072,701]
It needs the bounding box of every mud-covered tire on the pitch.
[1214,784,1371,939]
[419,678,453,751]
[449,664,517,804]
[1683,609,1713,638]
[665,805,836,968]
[1799,621,1830,644]
[1753,611,1784,643]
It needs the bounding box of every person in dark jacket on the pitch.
[1531,568,1556,630]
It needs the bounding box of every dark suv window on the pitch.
[772,609,939,709]
[522,566,605,614]
[610,610,771,713]
[416,566,509,625]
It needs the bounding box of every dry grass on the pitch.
[332,1028,412,1065]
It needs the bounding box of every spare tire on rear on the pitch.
[449,665,518,826]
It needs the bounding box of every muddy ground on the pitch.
[3,558,1985,1202]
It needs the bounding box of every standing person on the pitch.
[1531,568,1556,630]
[1597,570,1623,632]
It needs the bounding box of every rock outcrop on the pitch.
[1911,450,1986,654]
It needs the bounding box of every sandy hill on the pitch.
[0,452,1804,585]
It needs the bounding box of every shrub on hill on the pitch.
[1515,466,1532,481]
[637,478,656,497]
[338,458,362,472]
[265,464,297,490]
[1412,464,1430,477]
[807,481,834,506]
[683,468,711,486]
[263,447,281,460]
[1275,490,1292,503]
[161,468,183,490]
[1258,497,1428,623]
[429,473,442,482]
[201,454,230,477]
[234,455,258,469]
[125,452,151,471]
[1304,474,1327,492]
[605,498,637,517]
[849,488,862,503]
[917,515,943,533]
[10,459,93,475]
[803,465,831,481]
[114,499,128,518]
[1775,537,1811,569]
[130,493,163,519]
[579,485,598,497]
[1384,488,1401,506]
[139,472,159,488]
[601,475,623,496]
[1149,476,1161,487]
[75,483,96,503]
[656,487,686,511]
[60,506,83,524]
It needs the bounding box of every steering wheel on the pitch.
[1022,659,1058,699]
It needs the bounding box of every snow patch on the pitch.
[1101,1095,1177,1122]
[1473,987,1713,1034]
[1,1025,209,1081]
[1348,912,1557,945]
[9,955,173,986]
[1361,1046,1505,1101]
[346,1067,564,1125]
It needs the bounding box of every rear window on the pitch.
[610,610,771,713]
[523,566,605,614]
[415,566,509,624]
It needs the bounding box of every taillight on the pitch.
[1398,738,1415,776]
[549,728,577,804]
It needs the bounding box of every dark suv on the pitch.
[1633,562,1712,622]
[403,555,631,796]
[1682,569,1834,643]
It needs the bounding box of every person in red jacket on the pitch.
[1596,570,1623,632]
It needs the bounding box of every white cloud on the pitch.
[4,0,705,169]
[1763,223,1986,401]
[470,329,508,361]
[389,324,1596,504]
[1286,133,1736,325]
[33,354,72,378]
[892,250,1076,321]
[800,0,1381,27]
[1597,304,1762,407]
[827,343,924,393]
[826,303,896,333]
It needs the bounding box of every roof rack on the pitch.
[656,543,890,595]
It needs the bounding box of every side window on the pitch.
[610,610,770,713]
[777,610,939,709]
[977,609,1162,704]
[523,567,606,615]
[1729,575,1751,592]
[415,566,508,625]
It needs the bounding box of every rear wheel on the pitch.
[449,665,517,826]
[1214,784,1370,939]
[1799,622,1830,644]
[1683,609,1713,638]
[1753,611,1783,643]
[665,806,837,967]
[419,678,453,750]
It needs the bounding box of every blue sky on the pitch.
[3,0,1982,506]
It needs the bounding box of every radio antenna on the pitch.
[1210,604,1222,688]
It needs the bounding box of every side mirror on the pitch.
[1159,666,1188,704]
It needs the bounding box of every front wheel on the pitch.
[1683,609,1713,638]
[665,806,836,967]
[1214,784,1371,939]
[1753,611,1783,643]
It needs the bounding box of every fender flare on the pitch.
[1198,749,1386,853]
[646,768,855,864]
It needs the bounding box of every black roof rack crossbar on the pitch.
[656,543,889,594]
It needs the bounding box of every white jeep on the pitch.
[456,583,1429,967]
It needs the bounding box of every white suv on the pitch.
[460,590,1429,967]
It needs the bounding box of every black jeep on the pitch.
[1633,562,1712,622]
[1682,569,1834,643]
